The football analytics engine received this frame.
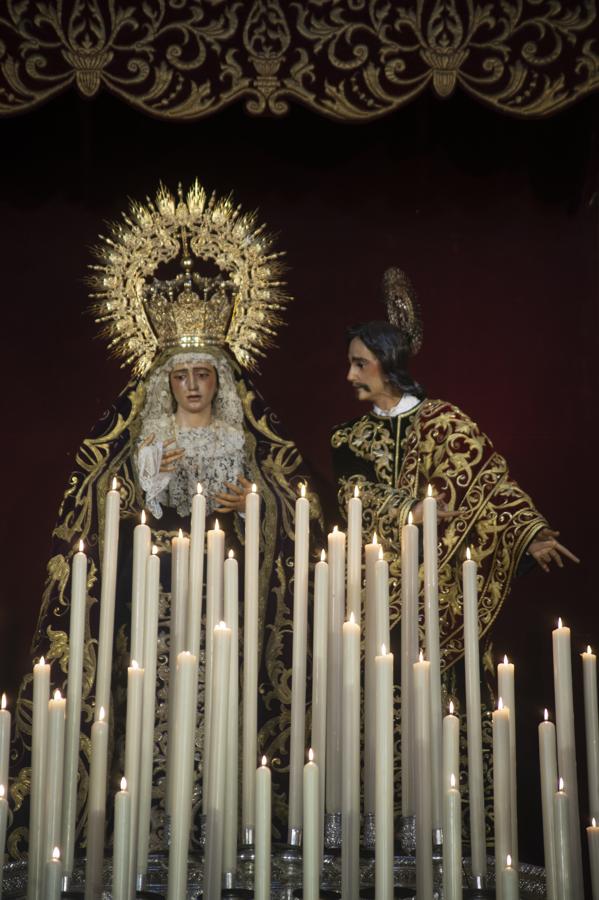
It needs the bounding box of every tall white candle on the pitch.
[0,695,9,821]
[303,750,319,900]
[414,651,433,898]
[167,651,198,900]
[112,778,131,900]
[125,660,144,893]
[423,485,443,832]
[223,551,239,876]
[0,784,7,895]
[400,511,419,817]
[45,690,66,865]
[95,478,121,719]
[204,623,232,897]
[242,486,260,839]
[443,700,460,802]
[375,645,394,900]
[364,532,379,816]
[587,818,599,900]
[130,510,151,665]
[493,698,512,900]
[326,525,345,815]
[28,657,50,900]
[342,613,360,900]
[254,758,271,900]
[84,707,108,900]
[498,654,518,870]
[311,550,328,868]
[188,483,206,658]
[137,548,160,882]
[552,618,584,898]
[538,709,558,900]
[205,518,225,818]
[462,547,487,878]
[554,778,574,900]
[443,773,462,900]
[582,646,599,820]
[347,484,362,622]
[289,483,310,838]
[62,541,87,877]
[44,848,62,900]
[501,855,519,900]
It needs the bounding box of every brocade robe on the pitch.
[331,397,547,679]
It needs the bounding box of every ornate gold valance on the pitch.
[0,1,597,120]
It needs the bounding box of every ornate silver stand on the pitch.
[238,826,255,862]
[432,826,443,860]
[324,811,342,849]
[398,815,416,855]
[362,812,376,849]
[199,813,207,847]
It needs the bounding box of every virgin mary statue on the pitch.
[8,181,323,856]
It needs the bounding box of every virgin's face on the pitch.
[169,363,217,415]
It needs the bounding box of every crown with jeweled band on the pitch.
[88,180,288,375]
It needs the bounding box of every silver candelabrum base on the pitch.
[362,812,376,849]
[398,815,416,855]
[324,811,342,849]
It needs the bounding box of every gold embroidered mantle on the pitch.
[331,398,547,672]
[0,2,597,120]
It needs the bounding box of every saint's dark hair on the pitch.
[347,320,425,400]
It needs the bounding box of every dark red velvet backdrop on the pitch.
[0,90,597,864]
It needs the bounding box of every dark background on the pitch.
[0,87,597,865]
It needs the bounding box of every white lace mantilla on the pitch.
[138,418,246,518]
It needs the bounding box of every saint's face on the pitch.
[346,337,388,404]
[169,362,217,415]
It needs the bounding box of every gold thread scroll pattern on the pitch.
[0,1,596,119]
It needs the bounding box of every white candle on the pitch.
[28,656,50,900]
[414,651,433,897]
[112,778,131,900]
[493,698,512,900]
[44,847,62,900]
[167,651,199,900]
[582,646,599,820]
[587,818,599,900]
[45,690,66,865]
[347,484,362,622]
[538,710,558,900]
[326,525,345,815]
[443,700,460,799]
[375,645,394,900]
[289,484,310,837]
[311,550,328,868]
[125,660,144,894]
[554,778,574,900]
[462,547,486,877]
[364,532,379,816]
[62,541,87,877]
[188,483,206,658]
[498,654,518,870]
[242,486,260,839]
[204,623,232,897]
[501,854,520,900]
[342,613,360,900]
[303,750,319,900]
[254,758,271,900]
[0,785,8,895]
[130,510,151,665]
[400,511,419,817]
[0,697,9,823]
[552,619,584,898]
[423,485,443,831]
[223,551,239,876]
[95,478,121,719]
[205,518,225,817]
[84,707,108,900]
[137,548,160,881]
[443,774,462,900]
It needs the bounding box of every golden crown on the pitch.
[88,181,288,374]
